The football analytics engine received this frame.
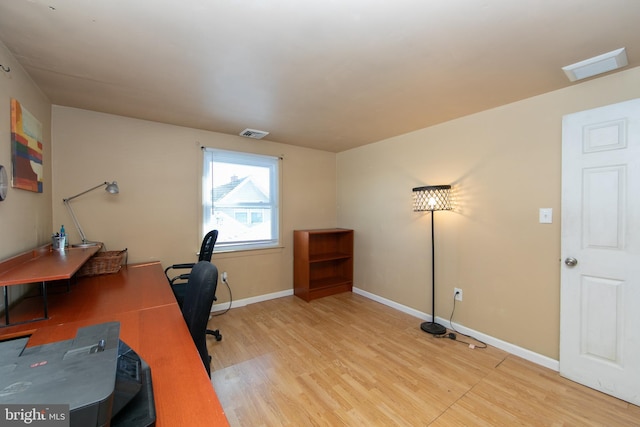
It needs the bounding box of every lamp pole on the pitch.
[420,210,446,335]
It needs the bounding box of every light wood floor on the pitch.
[207,292,640,426]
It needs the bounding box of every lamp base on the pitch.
[420,321,447,335]
[71,241,101,248]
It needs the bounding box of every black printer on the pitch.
[0,322,155,427]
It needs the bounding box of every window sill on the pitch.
[212,246,285,259]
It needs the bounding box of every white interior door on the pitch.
[560,98,640,405]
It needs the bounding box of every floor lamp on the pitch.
[63,181,119,247]
[412,185,452,335]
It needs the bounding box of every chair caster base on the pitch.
[207,329,222,341]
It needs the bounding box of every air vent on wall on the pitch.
[239,128,269,139]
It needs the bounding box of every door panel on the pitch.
[580,275,622,363]
[583,166,624,249]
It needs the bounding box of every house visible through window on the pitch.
[202,148,280,251]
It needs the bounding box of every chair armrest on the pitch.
[165,263,196,272]
[169,273,192,285]
[164,263,196,280]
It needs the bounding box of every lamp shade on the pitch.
[412,185,452,212]
[105,181,119,194]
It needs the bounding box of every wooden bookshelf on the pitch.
[293,228,353,302]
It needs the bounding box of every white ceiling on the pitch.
[1,0,639,152]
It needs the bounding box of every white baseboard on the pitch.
[352,287,559,372]
[211,289,293,312]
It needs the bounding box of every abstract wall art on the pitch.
[10,98,43,193]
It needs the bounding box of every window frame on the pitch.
[202,148,281,252]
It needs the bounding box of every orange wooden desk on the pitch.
[0,262,230,426]
[0,244,101,326]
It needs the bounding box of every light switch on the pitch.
[539,208,553,224]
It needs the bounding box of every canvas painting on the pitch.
[10,98,43,193]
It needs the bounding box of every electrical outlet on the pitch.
[221,272,228,282]
[454,287,463,301]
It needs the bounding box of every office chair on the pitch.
[181,261,219,378]
[164,229,222,341]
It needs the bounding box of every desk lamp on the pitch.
[63,181,119,248]
[412,185,452,335]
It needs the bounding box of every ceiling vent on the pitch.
[239,128,269,139]
[562,47,628,82]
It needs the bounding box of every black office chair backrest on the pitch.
[181,261,218,377]
[165,230,219,306]
[198,230,219,262]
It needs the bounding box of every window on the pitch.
[202,148,280,251]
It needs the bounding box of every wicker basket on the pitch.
[78,248,128,277]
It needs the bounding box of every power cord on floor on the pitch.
[435,292,487,349]
[212,276,232,316]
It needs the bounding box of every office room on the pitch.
[1,1,640,426]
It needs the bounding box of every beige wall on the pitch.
[51,106,337,302]
[337,66,640,360]
[0,41,52,258]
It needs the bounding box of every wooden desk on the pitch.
[0,244,100,326]
[0,262,229,426]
